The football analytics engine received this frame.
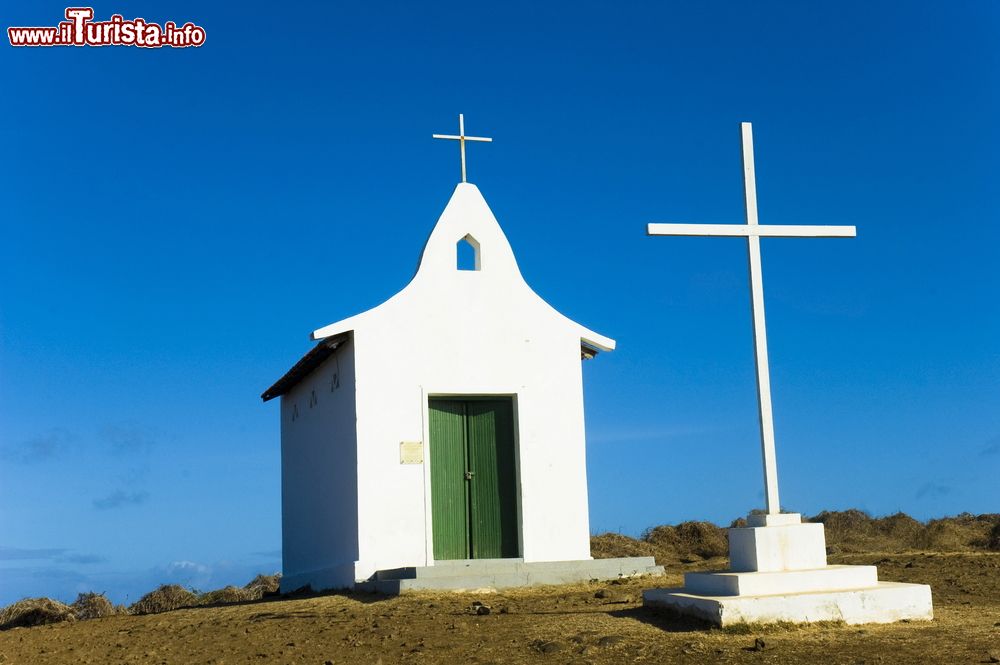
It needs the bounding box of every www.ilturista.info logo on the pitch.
[8,8,206,48]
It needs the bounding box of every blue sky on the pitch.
[1,1,997,605]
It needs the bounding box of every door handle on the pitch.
[464,471,474,480]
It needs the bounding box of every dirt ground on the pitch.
[1,551,998,665]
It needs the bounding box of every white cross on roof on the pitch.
[433,113,492,183]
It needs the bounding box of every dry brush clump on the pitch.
[0,598,76,630]
[196,573,283,605]
[244,573,281,598]
[70,592,121,620]
[1,593,125,630]
[0,572,281,628]
[589,532,659,561]
[116,573,284,616]
[197,586,255,605]
[990,521,1000,550]
[592,520,729,565]
[142,573,284,611]
[643,521,729,562]
[592,511,1000,564]
[129,585,198,616]
[814,510,1000,553]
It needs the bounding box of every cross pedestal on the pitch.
[730,514,826,573]
[641,124,932,626]
[645,512,932,626]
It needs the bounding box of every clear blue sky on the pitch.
[1,1,997,605]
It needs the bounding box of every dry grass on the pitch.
[592,520,730,566]
[194,573,283,605]
[0,598,75,630]
[591,510,1000,566]
[0,573,286,632]
[129,585,198,616]
[69,593,120,620]
[644,521,729,561]
[197,586,255,605]
[244,573,281,599]
[0,573,290,630]
[589,532,659,561]
[816,510,1000,553]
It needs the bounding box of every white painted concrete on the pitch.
[273,183,614,591]
[746,512,802,527]
[644,582,933,626]
[646,223,856,237]
[279,341,359,590]
[684,565,878,597]
[729,522,828,573]
[644,517,934,626]
[364,557,664,594]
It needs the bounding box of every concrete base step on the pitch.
[684,564,879,597]
[375,558,527,581]
[357,557,663,594]
[644,581,933,626]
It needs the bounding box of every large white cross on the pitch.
[648,122,856,516]
[433,113,492,183]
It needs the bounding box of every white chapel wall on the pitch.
[347,185,596,580]
[279,340,359,591]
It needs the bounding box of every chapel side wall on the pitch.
[279,340,359,591]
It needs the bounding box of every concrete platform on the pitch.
[643,581,933,626]
[643,514,933,626]
[357,557,663,594]
[684,564,878,597]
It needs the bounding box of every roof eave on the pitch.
[261,332,350,402]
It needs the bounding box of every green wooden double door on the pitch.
[429,398,519,560]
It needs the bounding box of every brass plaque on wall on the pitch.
[400,441,424,464]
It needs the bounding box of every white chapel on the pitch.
[262,128,660,591]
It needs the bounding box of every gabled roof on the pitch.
[261,333,348,402]
[262,183,615,401]
[310,183,615,349]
